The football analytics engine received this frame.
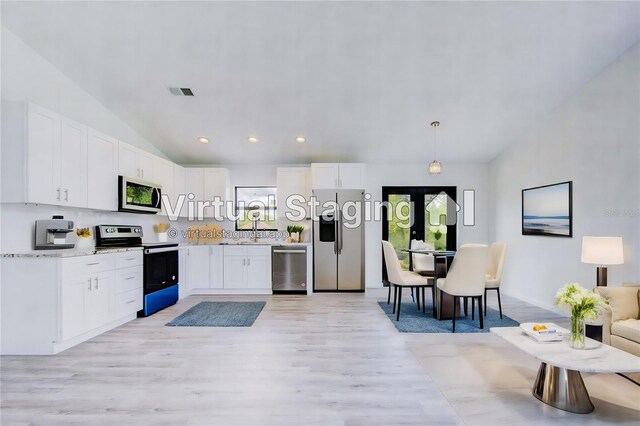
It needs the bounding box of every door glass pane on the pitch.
[387,194,411,270]
[425,193,448,250]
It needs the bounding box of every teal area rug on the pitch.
[166,301,266,327]
[378,301,519,333]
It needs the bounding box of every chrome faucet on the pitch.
[251,213,260,243]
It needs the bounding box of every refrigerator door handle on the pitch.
[338,210,344,254]
[333,216,340,254]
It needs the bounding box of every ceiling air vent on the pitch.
[169,87,194,96]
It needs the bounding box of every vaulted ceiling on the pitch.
[2,1,639,164]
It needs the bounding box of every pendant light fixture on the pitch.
[428,120,442,175]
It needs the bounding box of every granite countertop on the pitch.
[179,241,312,247]
[1,246,143,258]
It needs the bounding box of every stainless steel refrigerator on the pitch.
[313,189,365,291]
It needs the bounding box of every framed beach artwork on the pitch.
[522,181,572,237]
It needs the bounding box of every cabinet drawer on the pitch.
[224,246,246,256]
[115,288,143,315]
[116,250,143,269]
[246,246,271,257]
[63,253,115,277]
[116,266,143,293]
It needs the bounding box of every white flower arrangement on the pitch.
[555,282,604,320]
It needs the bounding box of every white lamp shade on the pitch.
[581,236,624,265]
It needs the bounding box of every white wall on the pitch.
[490,43,640,310]
[0,26,166,158]
[365,163,490,288]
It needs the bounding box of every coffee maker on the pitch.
[34,216,75,250]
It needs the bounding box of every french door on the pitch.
[382,186,457,282]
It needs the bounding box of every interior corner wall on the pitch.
[490,43,640,310]
[0,25,167,158]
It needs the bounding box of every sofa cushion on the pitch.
[595,286,639,322]
[611,319,640,343]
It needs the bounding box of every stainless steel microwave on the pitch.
[118,176,162,214]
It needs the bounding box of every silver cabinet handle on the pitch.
[242,259,245,266]
[137,168,140,177]
[64,189,68,201]
[56,188,61,200]
[126,257,136,261]
[273,250,306,254]
[125,299,136,304]
[87,278,92,291]
[86,262,99,266]
[124,276,136,280]
[247,258,251,267]
[94,277,99,289]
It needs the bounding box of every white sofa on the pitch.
[595,284,640,383]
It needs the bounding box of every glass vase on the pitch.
[570,315,586,349]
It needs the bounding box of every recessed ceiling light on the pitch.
[197,137,209,144]
[247,136,259,144]
[295,136,306,143]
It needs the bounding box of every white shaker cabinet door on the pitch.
[87,129,118,211]
[60,273,89,341]
[209,246,224,289]
[311,163,339,189]
[59,117,88,208]
[223,256,247,289]
[118,141,139,178]
[86,270,113,330]
[26,104,60,205]
[246,256,271,289]
[138,151,154,181]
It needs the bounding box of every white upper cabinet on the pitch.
[173,165,187,218]
[26,103,60,205]
[311,163,366,189]
[277,167,311,219]
[152,156,174,216]
[87,129,118,211]
[59,117,88,208]
[183,167,230,219]
[118,141,154,181]
[1,103,89,208]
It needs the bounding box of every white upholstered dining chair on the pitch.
[411,240,435,276]
[485,242,507,319]
[382,241,434,321]
[436,244,489,332]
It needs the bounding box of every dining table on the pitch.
[403,248,458,320]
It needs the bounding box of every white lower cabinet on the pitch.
[222,246,271,290]
[181,245,272,296]
[1,251,142,355]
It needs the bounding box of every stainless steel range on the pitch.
[95,225,179,317]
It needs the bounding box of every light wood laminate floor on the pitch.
[1,289,639,425]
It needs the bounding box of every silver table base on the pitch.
[532,362,594,414]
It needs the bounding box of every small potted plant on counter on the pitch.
[154,222,171,242]
[287,225,305,243]
[75,227,93,250]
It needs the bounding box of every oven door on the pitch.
[143,247,178,294]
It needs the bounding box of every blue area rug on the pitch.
[378,301,519,333]
[166,301,266,327]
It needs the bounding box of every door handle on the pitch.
[56,188,61,200]
[338,210,344,254]
[137,168,140,177]
[141,169,144,178]
[247,258,251,267]
[64,189,69,201]
[87,278,92,291]
[94,277,99,289]
[124,276,136,280]
[125,299,136,304]
[334,217,338,255]
[86,262,99,266]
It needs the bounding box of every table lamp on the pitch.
[581,236,624,286]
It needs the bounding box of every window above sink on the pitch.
[235,186,277,231]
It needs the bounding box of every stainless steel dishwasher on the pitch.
[272,246,307,293]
